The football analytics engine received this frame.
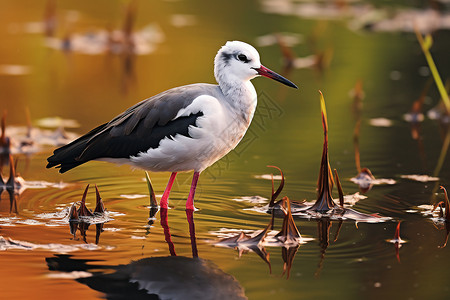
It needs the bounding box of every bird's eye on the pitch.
[237,54,249,62]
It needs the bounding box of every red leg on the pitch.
[160,172,177,209]
[186,171,200,211]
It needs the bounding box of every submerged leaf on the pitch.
[281,245,298,279]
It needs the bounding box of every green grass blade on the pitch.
[415,29,450,114]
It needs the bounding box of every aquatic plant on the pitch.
[276,197,301,244]
[436,186,450,223]
[77,184,94,217]
[308,91,337,212]
[216,195,304,277]
[387,221,406,263]
[333,169,344,207]
[219,196,302,248]
[267,165,285,208]
[415,28,450,115]
[0,112,11,166]
[67,184,109,243]
[145,171,158,208]
[254,92,390,222]
[350,86,396,190]
[0,155,24,193]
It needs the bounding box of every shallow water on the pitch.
[1,1,450,299]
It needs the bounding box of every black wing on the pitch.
[47,84,217,173]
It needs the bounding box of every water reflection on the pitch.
[48,206,247,300]
[0,155,20,213]
[314,218,332,278]
[216,197,306,278]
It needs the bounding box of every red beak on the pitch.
[253,65,298,89]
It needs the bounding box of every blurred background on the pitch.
[1,0,450,299]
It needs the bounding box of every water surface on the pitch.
[1,1,450,299]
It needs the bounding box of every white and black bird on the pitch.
[47,41,297,210]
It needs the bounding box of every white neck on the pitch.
[218,79,257,125]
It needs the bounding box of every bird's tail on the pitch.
[46,124,106,173]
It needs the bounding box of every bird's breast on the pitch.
[130,93,254,172]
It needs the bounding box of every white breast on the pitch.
[129,93,255,173]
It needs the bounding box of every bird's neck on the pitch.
[219,80,257,124]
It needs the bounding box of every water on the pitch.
[1,0,450,299]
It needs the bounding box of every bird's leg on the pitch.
[185,171,200,211]
[160,172,177,209]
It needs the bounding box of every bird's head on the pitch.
[214,41,298,89]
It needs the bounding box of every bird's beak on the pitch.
[253,65,298,89]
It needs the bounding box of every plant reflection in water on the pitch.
[0,155,22,213]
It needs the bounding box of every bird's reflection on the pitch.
[49,207,247,300]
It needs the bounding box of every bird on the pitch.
[47,41,298,211]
